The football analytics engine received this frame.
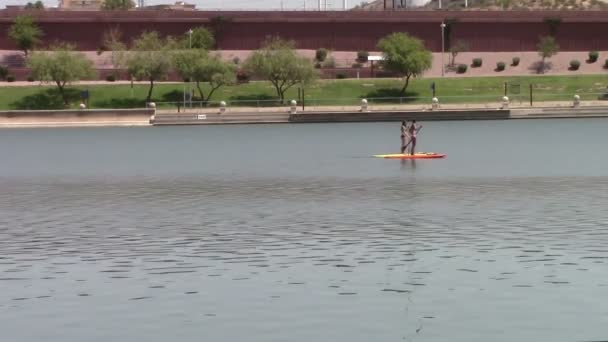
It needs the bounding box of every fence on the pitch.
[149,92,608,113]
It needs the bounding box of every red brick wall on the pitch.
[1,10,608,52]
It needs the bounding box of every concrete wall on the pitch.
[0,108,154,126]
[289,109,511,122]
[1,10,608,52]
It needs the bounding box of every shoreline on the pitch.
[2,103,608,128]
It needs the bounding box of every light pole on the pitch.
[187,28,193,107]
[440,22,446,77]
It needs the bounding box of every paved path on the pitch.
[2,50,608,78]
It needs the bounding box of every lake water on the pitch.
[1,119,608,342]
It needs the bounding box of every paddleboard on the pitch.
[374,152,446,159]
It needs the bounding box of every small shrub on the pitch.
[496,61,506,71]
[457,64,468,73]
[588,51,599,63]
[604,59,608,69]
[322,56,336,69]
[352,62,363,68]
[232,56,240,65]
[6,74,15,82]
[314,62,322,69]
[570,59,581,70]
[315,48,328,62]
[96,47,104,56]
[336,72,347,79]
[106,74,116,82]
[236,70,250,83]
[356,51,369,63]
[0,65,8,80]
[472,58,483,67]
[512,57,520,66]
[27,75,35,82]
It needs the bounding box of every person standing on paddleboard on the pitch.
[408,120,422,155]
[400,121,409,153]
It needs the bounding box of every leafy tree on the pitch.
[102,0,135,10]
[537,36,559,73]
[243,37,317,102]
[377,32,432,96]
[449,40,468,67]
[172,49,235,103]
[116,31,173,102]
[27,44,96,105]
[183,27,215,50]
[8,15,43,56]
[24,1,45,9]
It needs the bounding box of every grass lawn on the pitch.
[0,75,606,110]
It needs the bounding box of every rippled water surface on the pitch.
[2,120,608,342]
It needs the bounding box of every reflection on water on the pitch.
[1,121,608,342]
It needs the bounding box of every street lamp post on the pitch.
[440,22,446,77]
[187,29,193,108]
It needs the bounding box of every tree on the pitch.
[116,31,173,102]
[377,32,432,96]
[537,36,559,73]
[8,15,43,57]
[243,37,317,102]
[183,27,215,50]
[449,40,468,67]
[27,44,95,105]
[172,49,236,103]
[102,0,135,10]
[25,1,45,9]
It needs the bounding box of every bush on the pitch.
[232,56,240,65]
[322,56,336,68]
[315,48,328,62]
[314,62,322,69]
[27,75,35,82]
[106,74,116,82]
[6,74,15,82]
[336,72,347,79]
[512,57,520,66]
[236,70,250,83]
[472,58,483,67]
[356,51,369,63]
[605,59,608,69]
[496,61,506,71]
[589,51,599,63]
[457,64,468,73]
[352,62,363,68]
[0,65,7,80]
[570,59,581,70]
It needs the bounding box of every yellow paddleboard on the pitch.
[374,152,446,159]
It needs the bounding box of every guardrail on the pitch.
[147,92,608,113]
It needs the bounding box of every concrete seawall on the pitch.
[289,109,511,123]
[151,106,608,125]
[3,105,608,128]
[0,108,154,128]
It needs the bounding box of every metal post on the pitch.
[440,22,446,77]
[188,28,193,108]
[302,88,305,111]
[529,84,533,106]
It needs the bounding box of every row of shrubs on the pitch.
[0,66,36,82]
[457,54,608,74]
